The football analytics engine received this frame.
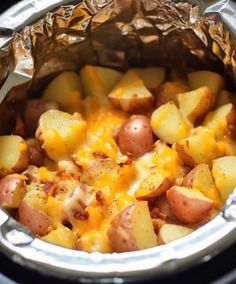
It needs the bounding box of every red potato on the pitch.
[155,194,177,221]
[155,81,189,107]
[167,186,215,224]
[18,201,51,236]
[135,169,174,200]
[151,102,191,145]
[0,175,26,208]
[158,224,193,244]
[118,115,153,158]
[177,86,215,123]
[0,135,29,177]
[107,201,157,252]
[187,70,225,95]
[182,164,222,208]
[214,90,236,108]
[203,103,236,139]
[26,139,45,167]
[108,70,154,112]
[24,99,59,136]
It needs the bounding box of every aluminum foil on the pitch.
[0,0,236,281]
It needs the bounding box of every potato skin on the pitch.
[167,186,215,224]
[0,175,26,208]
[18,201,51,236]
[107,204,137,252]
[24,99,59,136]
[118,115,153,158]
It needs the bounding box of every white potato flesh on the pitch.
[43,71,82,113]
[151,102,191,144]
[158,224,193,244]
[187,70,225,95]
[131,67,165,90]
[0,135,29,177]
[212,156,236,202]
[36,110,87,161]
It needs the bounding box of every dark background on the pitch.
[0,1,236,283]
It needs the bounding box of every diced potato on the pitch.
[19,201,51,236]
[24,99,59,136]
[212,156,236,202]
[187,70,225,95]
[135,169,174,200]
[177,86,214,123]
[167,186,215,223]
[108,70,154,112]
[0,174,26,208]
[107,201,157,252]
[0,135,29,177]
[155,81,189,107]
[36,110,87,161]
[182,164,222,208]
[158,224,193,244]
[41,224,76,249]
[131,67,165,90]
[174,127,220,167]
[80,65,122,99]
[155,194,178,221]
[43,71,82,114]
[151,102,191,144]
[203,103,236,139]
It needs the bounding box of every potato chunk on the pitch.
[151,102,191,144]
[0,135,29,177]
[182,164,222,208]
[107,201,157,252]
[0,174,26,208]
[80,65,122,99]
[43,71,82,114]
[203,103,236,139]
[108,70,154,112]
[187,70,225,95]
[24,99,59,136]
[167,186,215,224]
[177,86,214,123]
[155,81,189,107]
[158,224,193,244]
[135,169,174,200]
[36,110,87,161]
[174,127,220,167]
[212,156,236,202]
[131,67,165,90]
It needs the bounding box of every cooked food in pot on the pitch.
[0,65,235,253]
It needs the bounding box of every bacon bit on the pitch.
[150,208,167,220]
[77,199,86,210]
[71,173,80,180]
[72,208,89,220]
[152,218,165,235]
[118,158,132,167]
[93,151,108,159]
[95,190,104,205]
[43,182,55,194]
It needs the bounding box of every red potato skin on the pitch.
[118,115,154,158]
[167,187,215,224]
[29,145,45,167]
[0,175,26,207]
[107,204,138,252]
[155,194,178,222]
[24,99,59,136]
[18,201,51,236]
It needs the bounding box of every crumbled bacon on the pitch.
[95,190,104,204]
[150,208,167,220]
[43,182,55,195]
[72,208,89,220]
[118,158,132,166]
[93,151,108,159]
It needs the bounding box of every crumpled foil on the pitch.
[0,0,236,134]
